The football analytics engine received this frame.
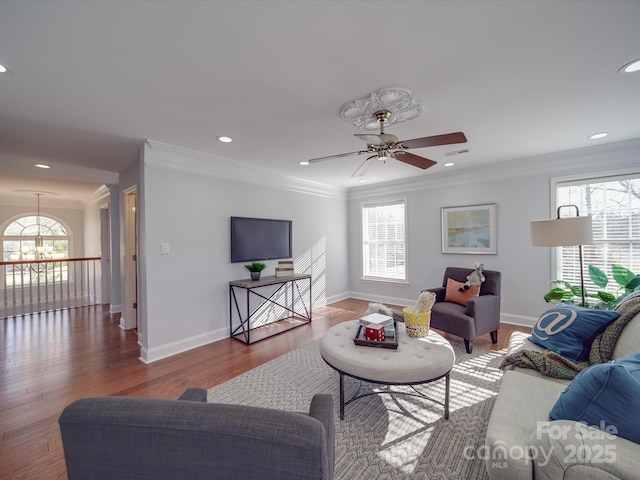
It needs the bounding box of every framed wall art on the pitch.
[441,203,497,254]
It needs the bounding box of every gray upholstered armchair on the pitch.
[423,266,501,353]
[59,388,335,480]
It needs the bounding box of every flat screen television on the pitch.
[230,216,293,263]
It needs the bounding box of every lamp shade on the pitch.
[530,215,593,247]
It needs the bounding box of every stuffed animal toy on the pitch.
[459,262,485,291]
[365,302,404,323]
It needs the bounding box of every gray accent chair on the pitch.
[59,388,335,480]
[423,266,501,353]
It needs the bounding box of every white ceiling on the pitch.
[1,0,639,205]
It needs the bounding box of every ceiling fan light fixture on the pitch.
[444,162,455,167]
[307,96,466,179]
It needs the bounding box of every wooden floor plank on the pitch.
[0,299,529,479]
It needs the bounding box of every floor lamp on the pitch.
[530,205,593,307]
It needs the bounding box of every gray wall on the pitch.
[348,139,640,326]
[2,138,638,362]
[139,142,349,362]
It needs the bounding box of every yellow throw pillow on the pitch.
[445,278,480,306]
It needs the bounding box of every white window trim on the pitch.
[1,212,73,253]
[1,212,75,290]
[360,197,409,284]
[550,168,640,284]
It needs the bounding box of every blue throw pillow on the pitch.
[529,305,620,362]
[549,351,640,444]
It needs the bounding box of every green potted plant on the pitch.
[544,264,640,309]
[245,262,266,281]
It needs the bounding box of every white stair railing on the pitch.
[0,257,101,318]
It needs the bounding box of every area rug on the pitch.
[207,338,505,480]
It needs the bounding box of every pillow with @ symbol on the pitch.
[529,305,619,362]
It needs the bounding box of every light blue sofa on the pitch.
[485,308,640,480]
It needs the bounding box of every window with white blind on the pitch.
[362,200,407,281]
[555,174,640,297]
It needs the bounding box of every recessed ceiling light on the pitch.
[620,58,640,74]
[0,63,7,73]
[357,179,367,183]
[217,136,232,143]
[589,132,608,140]
[298,160,309,166]
[444,162,455,167]
[34,164,51,169]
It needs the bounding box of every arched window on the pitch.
[2,215,70,262]
[2,215,72,290]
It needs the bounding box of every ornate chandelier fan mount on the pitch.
[302,88,467,178]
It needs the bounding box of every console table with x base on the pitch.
[229,274,312,344]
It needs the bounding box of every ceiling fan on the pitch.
[305,110,467,177]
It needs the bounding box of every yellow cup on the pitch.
[403,307,431,338]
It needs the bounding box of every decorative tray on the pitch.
[353,321,399,349]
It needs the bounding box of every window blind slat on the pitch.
[362,201,406,280]
[557,177,640,299]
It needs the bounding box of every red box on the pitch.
[365,325,385,341]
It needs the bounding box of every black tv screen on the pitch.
[230,216,293,263]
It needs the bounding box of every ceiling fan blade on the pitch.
[351,157,374,177]
[400,132,467,149]
[354,133,384,145]
[393,151,437,169]
[354,132,399,146]
[307,150,365,163]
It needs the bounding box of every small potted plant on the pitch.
[245,262,266,281]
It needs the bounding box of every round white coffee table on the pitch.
[320,320,455,420]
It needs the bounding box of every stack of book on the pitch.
[359,312,393,341]
[275,260,294,278]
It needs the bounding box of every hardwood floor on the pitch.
[0,299,530,479]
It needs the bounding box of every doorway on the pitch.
[100,204,111,305]
[122,187,137,330]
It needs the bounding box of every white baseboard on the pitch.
[349,291,414,308]
[139,327,228,364]
[336,292,539,328]
[110,303,122,314]
[139,296,348,363]
[119,316,132,330]
[323,291,350,306]
[500,312,537,328]
[135,297,537,364]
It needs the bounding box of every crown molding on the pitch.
[83,184,111,207]
[143,140,348,200]
[0,195,86,209]
[348,138,640,200]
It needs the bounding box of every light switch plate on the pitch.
[161,243,170,255]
